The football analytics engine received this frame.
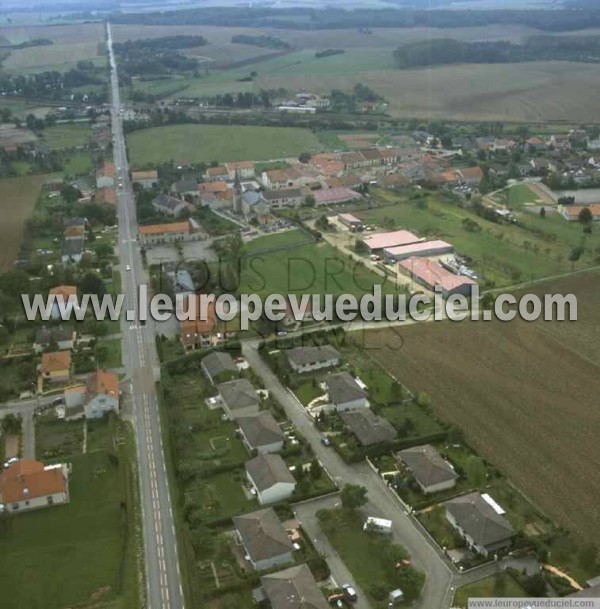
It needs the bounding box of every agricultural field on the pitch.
[362,272,600,566]
[2,42,103,73]
[0,416,141,609]
[42,123,91,150]
[356,188,600,287]
[127,124,324,167]
[0,174,54,271]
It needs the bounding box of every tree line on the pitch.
[231,34,291,50]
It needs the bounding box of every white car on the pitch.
[125,264,131,271]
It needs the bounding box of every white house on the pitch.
[325,372,369,411]
[286,345,340,374]
[246,454,296,505]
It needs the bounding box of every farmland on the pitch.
[42,123,91,150]
[127,124,324,167]
[0,174,53,272]
[362,272,600,559]
[2,42,103,73]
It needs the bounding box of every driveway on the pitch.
[242,341,455,609]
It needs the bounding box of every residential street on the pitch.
[242,341,455,609]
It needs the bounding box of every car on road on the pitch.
[341,584,357,602]
[3,457,19,469]
[125,264,131,271]
[321,436,331,446]
[276,331,287,337]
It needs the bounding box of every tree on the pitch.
[298,152,311,164]
[340,483,368,510]
[522,573,546,597]
[310,458,322,480]
[79,272,106,297]
[578,206,593,225]
[1,413,22,435]
[61,184,81,205]
[304,194,315,207]
[94,342,110,367]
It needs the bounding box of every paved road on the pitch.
[242,341,455,609]
[107,23,184,609]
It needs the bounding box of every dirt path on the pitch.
[543,564,583,590]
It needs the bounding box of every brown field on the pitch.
[0,123,37,148]
[2,22,104,45]
[362,272,600,545]
[0,174,50,271]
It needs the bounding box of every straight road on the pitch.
[106,23,184,609]
[242,341,455,609]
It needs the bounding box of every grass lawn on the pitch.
[63,151,94,176]
[379,402,444,437]
[453,573,529,608]
[317,508,424,607]
[43,123,90,150]
[295,379,324,405]
[491,183,541,208]
[127,124,325,167]
[0,440,140,609]
[241,240,398,297]
[36,416,84,461]
[417,505,463,550]
[101,338,122,369]
[244,229,313,255]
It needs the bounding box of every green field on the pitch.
[242,239,398,297]
[0,419,141,609]
[490,183,542,207]
[127,124,325,167]
[244,229,313,254]
[3,42,103,73]
[43,123,91,150]
[358,188,600,287]
[64,151,94,176]
[453,573,529,608]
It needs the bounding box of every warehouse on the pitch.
[384,239,453,262]
[362,229,421,253]
[338,213,363,231]
[398,257,477,297]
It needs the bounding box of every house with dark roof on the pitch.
[246,454,296,505]
[61,238,84,264]
[152,193,187,217]
[233,508,293,571]
[286,345,340,374]
[262,188,305,210]
[34,325,76,354]
[444,492,516,557]
[238,412,285,455]
[218,378,260,420]
[170,178,198,198]
[397,444,458,494]
[325,372,369,411]
[201,351,238,384]
[340,409,396,446]
[258,564,329,609]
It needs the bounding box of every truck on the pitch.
[363,516,393,535]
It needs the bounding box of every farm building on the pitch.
[313,187,361,206]
[362,230,421,253]
[338,213,363,231]
[138,219,200,245]
[398,257,477,297]
[383,240,453,263]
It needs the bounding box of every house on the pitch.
[45,177,64,192]
[259,564,329,609]
[313,187,361,206]
[34,326,75,353]
[40,351,71,383]
[199,181,234,208]
[261,168,303,191]
[152,193,187,217]
[444,492,516,557]
[179,296,238,350]
[262,188,305,210]
[325,372,369,411]
[238,411,285,454]
[71,178,94,201]
[338,213,363,231]
[362,230,421,253]
[560,203,600,222]
[246,453,296,505]
[398,257,477,297]
[205,165,229,182]
[340,151,367,170]
[286,345,340,374]
[138,219,200,245]
[340,409,396,446]
[397,444,458,494]
[0,459,69,513]
[457,166,483,187]
[96,162,115,189]
[226,161,255,180]
[95,187,116,206]
[233,508,293,571]
[218,378,260,420]
[61,238,84,264]
[64,224,85,240]
[170,178,198,199]
[49,285,78,320]
[201,351,238,384]
[131,170,158,189]
[85,369,119,419]
[383,240,453,263]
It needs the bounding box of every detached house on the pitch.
[34,326,75,354]
[0,459,70,513]
[39,351,71,383]
[397,444,458,494]
[259,565,329,609]
[49,285,78,320]
[218,378,260,420]
[233,508,293,571]
[285,345,340,374]
[152,193,187,217]
[325,372,369,411]
[246,454,296,505]
[64,369,119,420]
[205,165,229,182]
[201,351,238,385]
[238,412,285,454]
[340,409,396,446]
[444,492,516,557]
[131,170,158,189]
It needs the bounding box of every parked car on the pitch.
[321,436,331,447]
[342,584,357,602]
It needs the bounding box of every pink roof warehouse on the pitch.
[363,230,421,252]
[398,257,477,296]
[384,240,453,262]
